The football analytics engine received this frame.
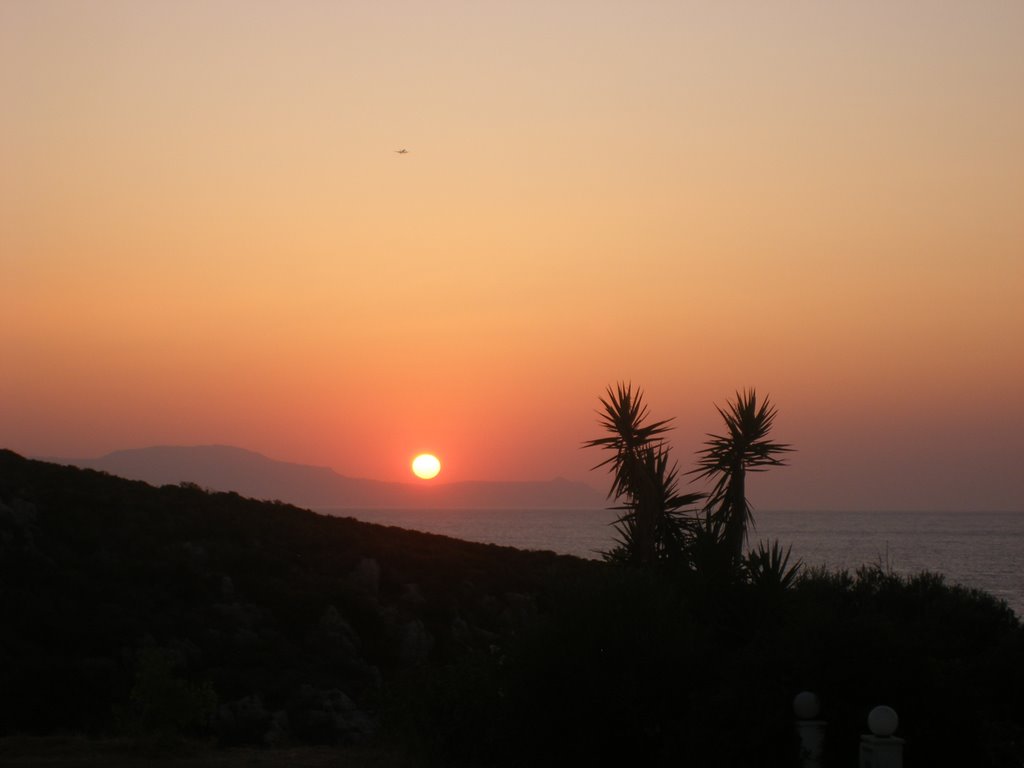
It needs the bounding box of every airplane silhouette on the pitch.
[395,149,409,154]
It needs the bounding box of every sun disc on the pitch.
[411,453,441,480]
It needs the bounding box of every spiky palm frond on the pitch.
[630,446,704,560]
[694,389,791,486]
[604,445,705,565]
[584,383,674,502]
[745,539,802,591]
[692,389,792,560]
[586,383,703,566]
[685,508,734,583]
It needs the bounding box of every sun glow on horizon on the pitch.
[411,453,441,480]
[2,3,1021,511]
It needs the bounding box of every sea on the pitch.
[327,508,1024,618]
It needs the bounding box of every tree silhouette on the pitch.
[692,389,792,563]
[585,383,703,565]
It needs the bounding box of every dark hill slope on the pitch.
[0,450,595,742]
[5,450,1023,765]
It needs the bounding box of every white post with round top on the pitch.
[793,691,826,768]
[859,705,904,768]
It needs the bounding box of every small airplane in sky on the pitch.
[394,148,409,154]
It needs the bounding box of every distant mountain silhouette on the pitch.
[48,445,606,510]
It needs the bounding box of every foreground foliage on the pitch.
[398,564,1024,767]
[2,449,1022,767]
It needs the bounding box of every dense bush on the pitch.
[394,564,1024,767]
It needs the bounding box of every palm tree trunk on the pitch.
[725,460,746,562]
[634,457,657,565]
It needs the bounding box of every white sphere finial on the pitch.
[868,705,899,736]
[793,691,821,720]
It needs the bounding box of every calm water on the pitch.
[327,508,1024,617]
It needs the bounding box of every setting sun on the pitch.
[411,453,441,480]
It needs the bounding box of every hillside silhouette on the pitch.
[50,445,606,510]
[2,449,1022,766]
[0,449,593,748]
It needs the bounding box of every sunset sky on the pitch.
[3,2,1022,511]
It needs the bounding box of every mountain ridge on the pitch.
[43,444,607,510]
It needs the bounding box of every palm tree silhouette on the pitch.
[692,389,792,562]
[585,384,703,565]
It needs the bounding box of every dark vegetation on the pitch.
[0,449,593,759]
[585,383,793,570]
[3,381,1023,768]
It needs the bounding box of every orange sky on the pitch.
[2,2,1022,510]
